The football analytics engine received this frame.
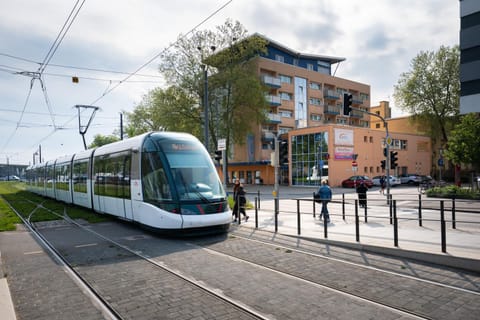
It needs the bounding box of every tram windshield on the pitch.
[142,134,226,203]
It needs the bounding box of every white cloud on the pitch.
[0,0,459,163]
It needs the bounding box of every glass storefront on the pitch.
[291,132,329,186]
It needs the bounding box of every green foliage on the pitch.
[443,113,480,170]
[426,185,480,199]
[155,19,269,152]
[89,134,120,148]
[125,86,200,137]
[394,45,460,143]
[0,182,110,231]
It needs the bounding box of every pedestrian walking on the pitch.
[315,179,332,223]
[380,176,386,195]
[356,181,368,208]
[237,184,249,222]
[232,179,240,221]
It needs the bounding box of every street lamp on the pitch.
[197,45,216,152]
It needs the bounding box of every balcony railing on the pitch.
[262,75,281,88]
[266,113,281,123]
[350,110,364,118]
[261,130,275,142]
[352,95,363,104]
[324,105,340,115]
[323,89,340,100]
[265,94,281,106]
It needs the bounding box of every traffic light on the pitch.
[279,142,288,165]
[214,150,222,162]
[383,147,387,157]
[390,151,398,169]
[380,160,386,169]
[343,93,353,116]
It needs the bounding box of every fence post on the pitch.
[257,190,261,209]
[324,211,328,238]
[297,199,301,235]
[355,200,360,242]
[255,197,258,229]
[342,193,345,220]
[452,197,456,229]
[389,195,393,225]
[313,192,316,218]
[393,200,398,247]
[418,194,423,227]
[237,193,241,225]
[364,202,368,223]
[274,198,278,232]
[440,200,446,253]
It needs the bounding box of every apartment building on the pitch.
[226,35,431,187]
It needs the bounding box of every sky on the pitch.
[0,0,459,165]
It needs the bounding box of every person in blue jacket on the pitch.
[316,179,332,223]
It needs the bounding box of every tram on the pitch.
[25,132,231,234]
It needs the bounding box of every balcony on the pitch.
[265,94,281,106]
[323,89,340,100]
[262,75,281,88]
[261,130,275,142]
[266,113,282,124]
[324,105,340,115]
[352,95,363,104]
[350,110,364,118]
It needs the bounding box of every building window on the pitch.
[279,110,292,118]
[280,92,292,100]
[376,123,380,129]
[307,63,314,70]
[293,58,299,66]
[275,54,284,63]
[309,82,321,90]
[309,98,322,105]
[280,74,292,84]
[364,136,368,142]
[369,136,373,143]
[310,114,322,121]
[336,118,347,124]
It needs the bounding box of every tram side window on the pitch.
[94,153,131,198]
[46,166,54,188]
[73,160,88,193]
[56,164,70,191]
[141,152,172,201]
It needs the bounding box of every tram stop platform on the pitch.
[234,187,480,273]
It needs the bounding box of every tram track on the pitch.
[4,195,480,319]
[2,195,269,320]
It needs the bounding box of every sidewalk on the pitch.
[236,190,480,272]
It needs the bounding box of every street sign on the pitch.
[352,161,358,167]
[218,138,226,151]
[438,158,444,166]
[386,135,393,146]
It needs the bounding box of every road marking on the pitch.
[75,243,98,248]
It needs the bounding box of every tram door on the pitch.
[93,152,133,220]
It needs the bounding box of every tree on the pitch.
[89,134,119,148]
[158,19,269,152]
[394,45,460,144]
[443,113,480,172]
[125,86,200,136]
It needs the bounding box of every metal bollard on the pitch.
[323,211,328,239]
[257,190,261,209]
[255,197,258,229]
[342,193,345,220]
[418,194,423,227]
[364,201,368,223]
[274,198,278,233]
[389,195,393,225]
[297,199,301,235]
[313,192,316,218]
[440,200,446,253]
[393,200,398,247]
[355,200,360,242]
[452,197,456,229]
